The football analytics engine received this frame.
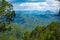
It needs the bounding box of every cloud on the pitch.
[13,0,59,11]
[13,2,47,11]
[6,0,14,2]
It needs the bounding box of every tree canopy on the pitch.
[0,0,16,32]
[0,0,16,23]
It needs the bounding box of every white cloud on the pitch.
[6,0,14,1]
[13,0,60,11]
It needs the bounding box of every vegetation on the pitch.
[0,0,16,32]
[0,23,25,40]
[23,22,60,40]
[0,21,60,40]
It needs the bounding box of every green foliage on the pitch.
[0,0,16,32]
[45,22,60,40]
[0,21,7,32]
[23,31,30,40]
[8,36,17,40]
[23,22,60,40]
[0,0,16,23]
[29,26,45,40]
[5,11,16,23]
[0,23,25,40]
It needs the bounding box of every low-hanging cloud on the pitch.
[13,0,60,11]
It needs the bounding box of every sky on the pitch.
[6,0,60,11]
[6,0,46,3]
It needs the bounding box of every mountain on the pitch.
[13,10,60,31]
[16,10,57,14]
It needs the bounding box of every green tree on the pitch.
[8,36,17,40]
[23,22,60,40]
[29,26,45,40]
[0,21,5,32]
[0,0,16,32]
[0,0,16,23]
[45,22,60,40]
[23,31,30,40]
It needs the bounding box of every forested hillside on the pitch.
[23,22,60,40]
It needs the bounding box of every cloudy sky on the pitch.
[6,0,60,11]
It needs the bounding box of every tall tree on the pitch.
[0,0,16,23]
[0,0,16,32]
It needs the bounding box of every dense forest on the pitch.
[0,0,60,40]
[23,22,60,40]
